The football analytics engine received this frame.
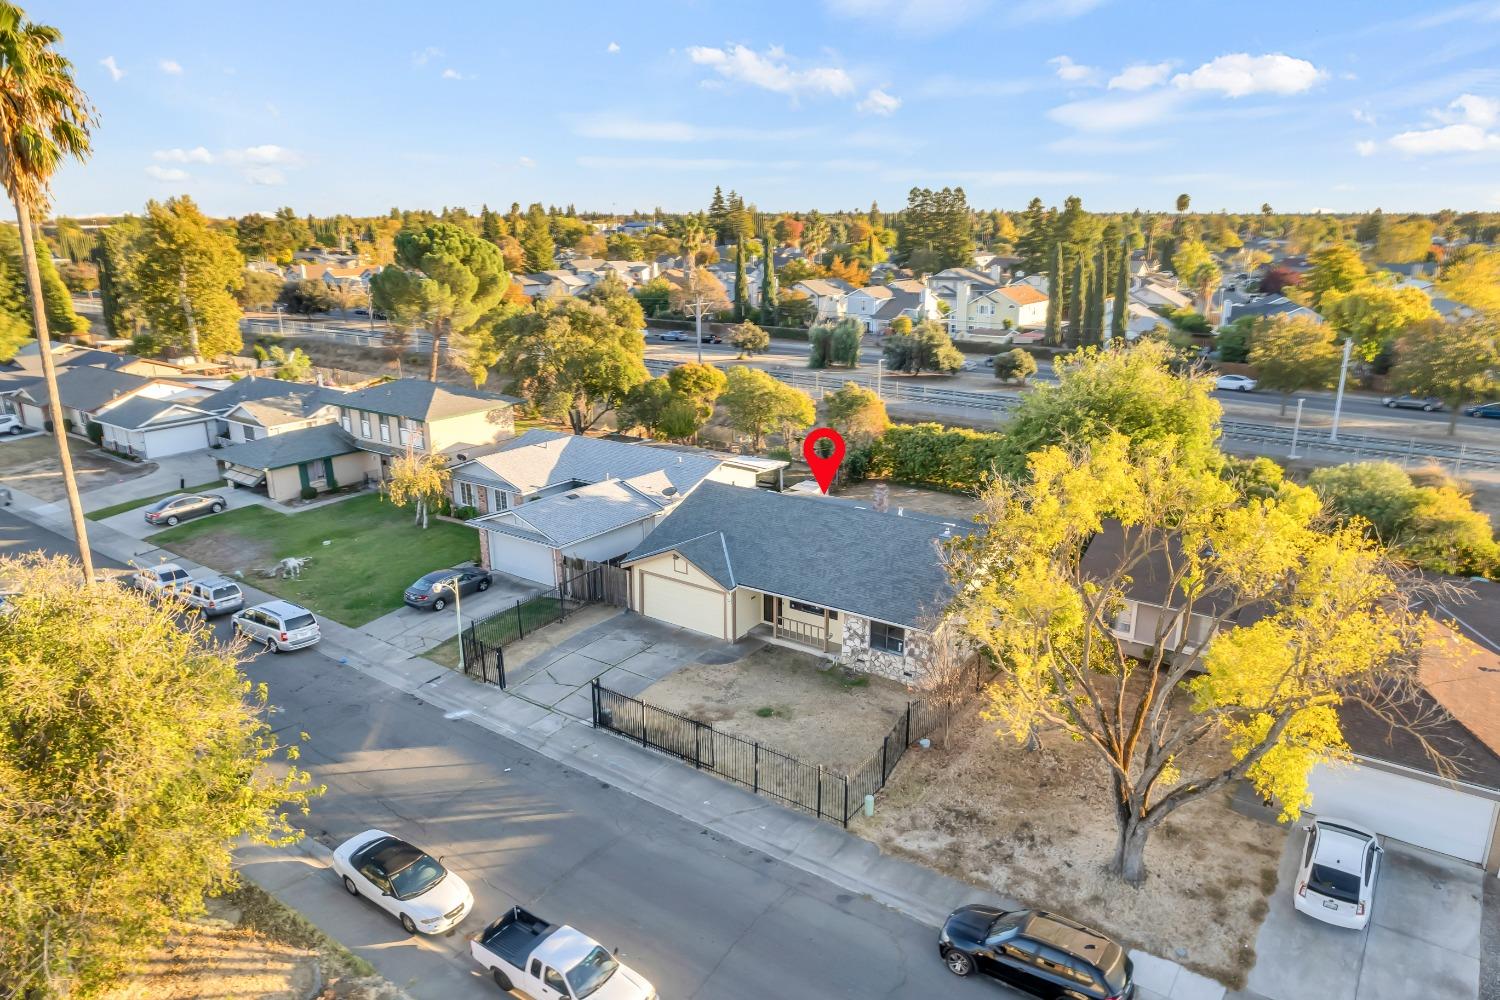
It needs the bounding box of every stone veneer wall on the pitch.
[840,613,932,684]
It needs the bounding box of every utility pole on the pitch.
[1330,337,1354,443]
[1289,398,1304,460]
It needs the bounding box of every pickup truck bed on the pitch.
[477,906,557,968]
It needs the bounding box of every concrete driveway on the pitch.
[1246,823,1483,1000]
[360,569,545,655]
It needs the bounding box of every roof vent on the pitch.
[565,493,580,500]
[677,455,683,463]
[897,507,905,516]
[663,486,678,496]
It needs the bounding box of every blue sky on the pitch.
[45,0,1500,218]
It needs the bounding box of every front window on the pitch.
[870,622,905,655]
[360,414,370,438]
[399,420,410,446]
[340,408,351,432]
[1109,602,1136,638]
[388,854,446,900]
[379,418,390,443]
[788,599,837,620]
[460,482,474,506]
[566,947,619,998]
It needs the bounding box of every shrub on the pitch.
[451,504,478,520]
[85,420,103,445]
[299,485,318,500]
[867,423,1008,491]
[993,348,1038,384]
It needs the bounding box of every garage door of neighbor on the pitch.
[641,573,726,640]
[487,533,558,586]
[1307,761,1498,864]
[144,422,209,457]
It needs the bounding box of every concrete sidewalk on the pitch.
[7,482,1225,1000]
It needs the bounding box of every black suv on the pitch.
[939,906,1134,999]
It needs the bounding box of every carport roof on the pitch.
[622,481,969,630]
[214,423,360,470]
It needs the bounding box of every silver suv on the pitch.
[181,576,244,616]
[232,600,321,652]
[0,413,25,436]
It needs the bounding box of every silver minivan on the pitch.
[181,576,245,616]
[232,600,321,652]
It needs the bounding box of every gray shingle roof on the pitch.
[338,378,521,421]
[623,481,968,629]
[216,424,360,470]
[26,366,154,412]
[454,429,723,496]
[195,376,332,416]
[476,476,670,547]
[93,396,211,431]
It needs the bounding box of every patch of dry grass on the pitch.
[852,704,1282,989]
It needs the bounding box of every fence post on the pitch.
[753,743,759,794]
[496,643,506,689]
[515,599,525,640]
[904,702,912,748]
[590,678,599,726]
[842,776,849,828]
[880,736,888,784]
[816,764,824,819]
[693,721,702,770]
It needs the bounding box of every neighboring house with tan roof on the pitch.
[945,281,1049,339]
[450,429,765,585]
[792,278,856,323]
[845,282,943,334]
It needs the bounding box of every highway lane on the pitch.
[0,508,992,1000]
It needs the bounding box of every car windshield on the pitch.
[987,911,1027,937]
[567,946,619,998]
[166,569,189,580]
[1308,863,1361,903]
[388,853,446,899]
[283,613,316,630]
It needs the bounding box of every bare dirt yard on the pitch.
[641,643,913,772]
[835,479,982,521]
[0,435,156,501]
[852,704,1282,989]
[97,882,408,1000]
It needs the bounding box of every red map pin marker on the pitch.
[802,427,846,495]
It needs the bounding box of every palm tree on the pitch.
[0,3,97,581]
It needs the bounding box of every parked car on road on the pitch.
[1214,374,1257,392]
[231,599,321,652]
[143,492,226,526]
[180,576,244,616]
[332,829,474,935]
[0,413,26,435]
[403,566,491,610]
[1293,818,1382,930]
[657,330,690,342]
[469,905,655,998]
[939,905,1135,999]
[1381,394,1444,412]
[1463,401,1500,419]
[131,561,192,596]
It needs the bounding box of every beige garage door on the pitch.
[641,573,726,639]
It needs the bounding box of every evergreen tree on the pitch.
[733,239,748,322]
[868,200,882,229]
[132,197,245,360]
[896,186,974,271]
[521,203,555,271]
[1045,240,1062,345]
[760,232,779,326]
[480,204,506,246]
[1066,255,1084,347]
[1088,245,1107,344]
[1111,234,1130,342]
[92,222,142,341]
[708,186,730,244]
[1015,197,1051,278]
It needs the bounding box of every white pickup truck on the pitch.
[469,906,656,1000]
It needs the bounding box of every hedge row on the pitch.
[645,317,810,342]
[860,422,1007,492]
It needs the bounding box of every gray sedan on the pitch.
[143,492,226,526]
[403,567,491,610]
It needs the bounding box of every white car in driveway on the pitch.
[0,412,27,436]
[332,829,474,935]
[1215,374,1257,392]
[130,561,192,596]
[1294,817,1382,929]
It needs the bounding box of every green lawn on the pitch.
[147,492,479,626]
[86,480,227,521]
[424,594,563,668]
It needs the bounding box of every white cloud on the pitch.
[1011,0,1107,22]
[100,56,124,81]
[517,156,536,168]
[1049,89,1184,132]
[856,87,901,115]
[442,68,465,80]
[158,58,182,75]
[244,166,286,185]
[1444,92,1500,126]
[411,46,443,67]
[1108,62,1171,91]
[144,165,188,182]
[1389,123,1500,154]
[573,115,813,143]
[607,41,620,53]
[687,45,854,98]
[1352,108,1377,124]
[153,146,214,164]
[1049,55,1096,83]
[221,144,301,165]
[1356,140,1378,156]
[1171,53,1326,97]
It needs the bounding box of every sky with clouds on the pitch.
[45,0,1500,217]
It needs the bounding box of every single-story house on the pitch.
[622,483,967,682]
[217,423,370,498]
[1130,279,1195,312]
[452,429,767,586]
[14,366,203,434]
[1220,295,1321,325]
[91,395,216,458]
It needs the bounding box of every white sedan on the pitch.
[1215,374,1257,392]
[331,829,474,935]
[1293,817,1382,929]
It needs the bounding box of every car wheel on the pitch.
[166,515,179,526]
[8,426,20,435]
[432,597,446,611]
[1384,400,1396,407]
[492,968,513,990]
[343,875,359,896]
[477,578,490,591]
[400,913,418,935]
[268,639,281,655]
[943,949,973,977]
[1423,404,1435,411]
[211,502,224,513]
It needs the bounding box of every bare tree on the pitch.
[916,626,980,748]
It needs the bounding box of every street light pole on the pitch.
[440,578,464,673]
[274,303,284,337]
[1289,398,1304,460]
[1330,337,1354,443]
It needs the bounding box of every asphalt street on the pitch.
[0,508,995,1000]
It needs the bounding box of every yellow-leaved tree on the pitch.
[387,445,450,528]
[944,432,1437,886]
